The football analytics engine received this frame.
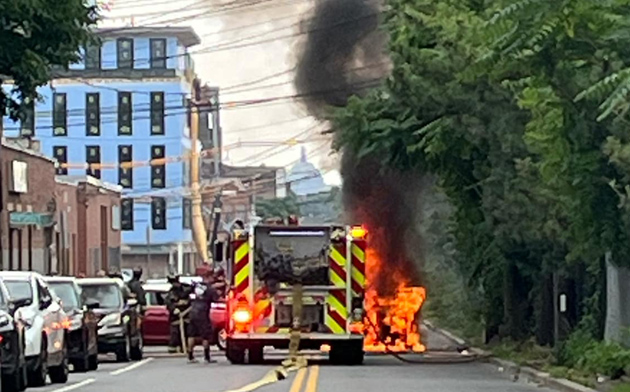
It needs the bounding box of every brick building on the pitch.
[55,176,122,276]
[0,140,57,272]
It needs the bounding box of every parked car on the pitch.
[0,271,69,387]
[142,282,170,346]
[77,278,143,362]
[44,276,99,372]
[0,280,27,392]
[142,281,227,350]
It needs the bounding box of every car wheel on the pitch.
[88,354,98,371]
[130,333,143,361]
[3,366,22,392]
[216,328,227,351]
[116,336,131,363]
[27,335,47,387]
[73,353,89,373]
[49,338,69,384]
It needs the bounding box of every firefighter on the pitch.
[211,267,227,298]
[186,266,219,363]
[165,275,191,353]
[128,266,147,309]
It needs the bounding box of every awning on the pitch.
[9,212,55,228]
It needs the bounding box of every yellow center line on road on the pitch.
[289,367,308,392]
[304,366,320,392]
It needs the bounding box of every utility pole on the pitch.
[208,191,223,267]
[190,79,209,263]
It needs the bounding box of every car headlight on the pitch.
[0,315,11,328]
[98,313,122,327]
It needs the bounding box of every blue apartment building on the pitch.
[2,27,205,275]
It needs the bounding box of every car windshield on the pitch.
[4,281,33,301]
[145,291,167,306]
[0,287,7,310]
[48,282,80,311]
[81,284,121,309]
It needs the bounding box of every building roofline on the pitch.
[1,138,56,164]
[95,26,201,47]
[55,175,122,194]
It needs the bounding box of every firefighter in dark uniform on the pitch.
[165,275,191,353]
[186,266,219,363]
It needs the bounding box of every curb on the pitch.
[425,323,598,392]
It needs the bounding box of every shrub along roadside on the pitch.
[487,330,630,390]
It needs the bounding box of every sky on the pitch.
[102,0,342,186]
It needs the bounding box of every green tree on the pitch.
[0,0,98,120]
[256,194,300,220]
[332,0,630,344]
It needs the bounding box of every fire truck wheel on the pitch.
[226,343,245,364]
[329,342,364,365]
[247,346,264,364]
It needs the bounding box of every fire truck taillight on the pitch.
[232,308,252,324]
[350,225,367,239]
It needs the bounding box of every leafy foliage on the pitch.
[332,0,630,343]
[255,194,300,220]
[0,0,98,120]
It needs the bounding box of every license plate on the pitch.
[275,305,322,326]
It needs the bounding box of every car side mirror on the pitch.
[9,298,33,314]
[85,301,100,310]
[127,298,138,307]
[40,296,51,310]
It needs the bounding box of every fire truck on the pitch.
[224,222,368,365]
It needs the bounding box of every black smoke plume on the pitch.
[295,0,426,296]
[294,0,386,117]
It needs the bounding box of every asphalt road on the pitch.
[29,344,556,392]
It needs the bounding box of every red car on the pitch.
[142,281,227,350]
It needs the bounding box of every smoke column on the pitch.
[294,0,426,296]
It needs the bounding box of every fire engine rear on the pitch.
[225,224,368,365]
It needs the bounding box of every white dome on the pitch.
[287,147,327,195]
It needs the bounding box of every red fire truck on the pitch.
[224,223,368,365]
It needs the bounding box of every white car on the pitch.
[0,272,69,387]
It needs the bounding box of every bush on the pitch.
[560,330,630,379]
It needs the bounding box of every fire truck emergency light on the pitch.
[232,308,252,324]
[350,226,367,239]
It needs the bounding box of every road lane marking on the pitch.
[304,366,319,392]
[110,358,154,375]
[289,367,308,392]
[50,378,95,392]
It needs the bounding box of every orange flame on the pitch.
[362,249,427,353]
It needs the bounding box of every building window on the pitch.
[150,38,167,69]
[53,93,67,136]
[53,146,68,175]
[20,97,34,137]
[150,92,164,135]
[118,145,133,188]
[85,44,101,70]
[118,92,132,135]
[86,145,101,179]
[121,199,134,231]
[151,197,166,230]
[151,145,165,188]
[117,38,134,69]
[182,198,192,229]
[86,93,100,136]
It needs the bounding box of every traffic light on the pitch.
[151,197,166,230]
[121,199,134,231]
